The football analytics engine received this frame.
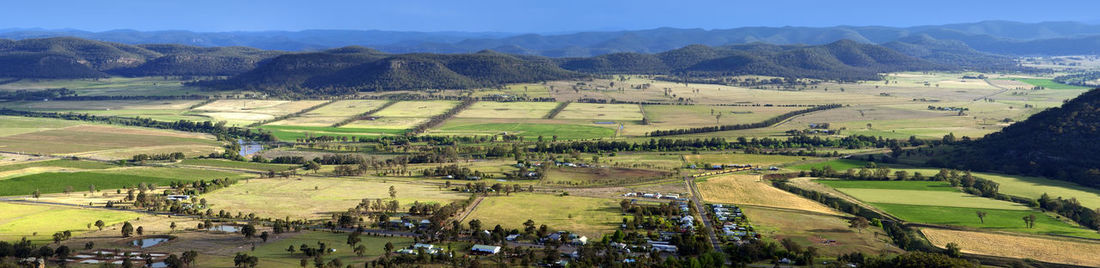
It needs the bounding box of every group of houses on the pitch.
[622,192,689,201]
[709,204,758,243]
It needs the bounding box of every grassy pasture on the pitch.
[817,180,959,192]
[194,100,328,126]
[340,117,426,130]
[634,105,801,136]
[455,101,559,119]
[196,231,414,268]
[0,115,83,137]
[0,100,209,122]
[372,100,459,117]
[0,124,219,156]
[744,207,901,256]
[259,125,406,141]
[555,103,643,121]
[1001,78,1090,90]
[875,203,1100,238]
[470,83,552,98]
[541,167,668,187]
[266,100,390,127]
[179,159,298,172]
[697,174,840,215]
[0,202,140,242]
[433,119,617,140]
[922,228,1100,267]
[0,159,114,173]
[0,167,246,196]
[201,177,467,220]
[968,172,1100,210]
[787,159,869,171]
[464,193,622,238]
[0,77,202,96]
[828,187,1029,210]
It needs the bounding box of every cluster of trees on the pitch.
[648,104,843,136]
[422,164,486,180]
[1053,71,1100,87]
[407,99,476,135]
[131,152,186,162]
[805,166,1003,198]
[0,109,275,141]
[544,101,570,119]
[530,135,903,155]
[1038,193,1100,230]
[0,88,77,100]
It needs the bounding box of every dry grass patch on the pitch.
[745,207,901,256]
[456,101,559,119]
[921,228,1100,267]
[697,174,840,215]
[556,103,643,121]
[0,125,219,156]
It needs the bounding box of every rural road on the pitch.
[683,176,721,250]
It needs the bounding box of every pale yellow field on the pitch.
[555,103,644,121]
[373,101,459,117]
[304,100,390,117]
[922,228,1100,267]
[697,174,840,215]
[6,100,201,110]
[340,117,427,129]
[194,100,328,125]
[455,101,559,119]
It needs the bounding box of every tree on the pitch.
[170,222,177,232]
[181,251,199,266]
[164,254,183,268]
[95,220,105,230]
[233,252,258,268]
[136,226,144,236]
[388,185,397,199]
[468,219,482,231]
[121,222,135,237]
[354,245,366,257]
[1023,214,1037,228]
[848,217,870,233]
[384,242,394,256]
[943,242,962,258]
[241,224,257,239]
[975,211,987,224]
[304,161,321,173]
[32,189,40,199]
[54,245,71,260]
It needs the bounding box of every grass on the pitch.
[201,177,468,220]
[743,206,901,256]
[435,122,616,140]
[259,125,406,141]
[179,159,298,172]
[455,101,560,119]
[193,100,328,126]
[922,228,1100,267]
[372,101,459,117]
[196,231,414,268]
[541,167,668,187]
[828,188,1029,210]
[0,202,140,242]
[0,159,115,174]
[816,180,959,192]
[968,172,1100,210]
[697,174,840,214]
[464,193,623,238]
[266,100,391,127]
[1001,78,1090,90]
[0,124,219,155]
[787,159,870,171]
[874,203,1100,239]
[555,103,644,121]
[0,167,246,196]
[0,77,203,96]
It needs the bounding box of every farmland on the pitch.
[266,99,390,126]
[193,100,329,126]
[1000,78,1090,90]
[201,177,468,220]
[922,228,1100,267]
[464,193,623,238]
[0,202,140,242]
[744,206,902,256]
[698,174,840,215]
[195,231,414,268]
[0,117,221,158]
[682,152,813,167]
[455,101,558,119]
[433,119,617,139]
[0,167,248,196]
[554,103,644,121]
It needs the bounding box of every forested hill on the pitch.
[557,40,947,81]
[0,37,284,78]
[197,48,586,95]
[932,88,1100,188]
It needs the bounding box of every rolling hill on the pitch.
[933,88,1100,188]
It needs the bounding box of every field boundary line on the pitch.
[408,99,476,135]
[331,100,399,127]
[544,101,571,119]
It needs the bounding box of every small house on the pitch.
[470,244,501,255]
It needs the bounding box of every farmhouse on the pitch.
[470,244,501,255]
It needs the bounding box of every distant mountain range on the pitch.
[0,35,1018,94]
[2,21,1098,56]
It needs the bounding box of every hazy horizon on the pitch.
[3,0,1098,33]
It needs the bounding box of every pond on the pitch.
[130,237,170,248]
[208,225,241,232]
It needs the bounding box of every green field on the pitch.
[0,77,203,96]
[874,203,1100,239]
[787,159,870,171]
[0,167,247,196]
[0,159,115,174]
[1002,78,1090,90]
[464,193,622,238]
[179,159,298,172]
[435,122,616,139]
[196,231,414,268]
[0,202,140,241]
[817,180,958,192]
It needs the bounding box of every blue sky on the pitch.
[3,0,1098,32]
